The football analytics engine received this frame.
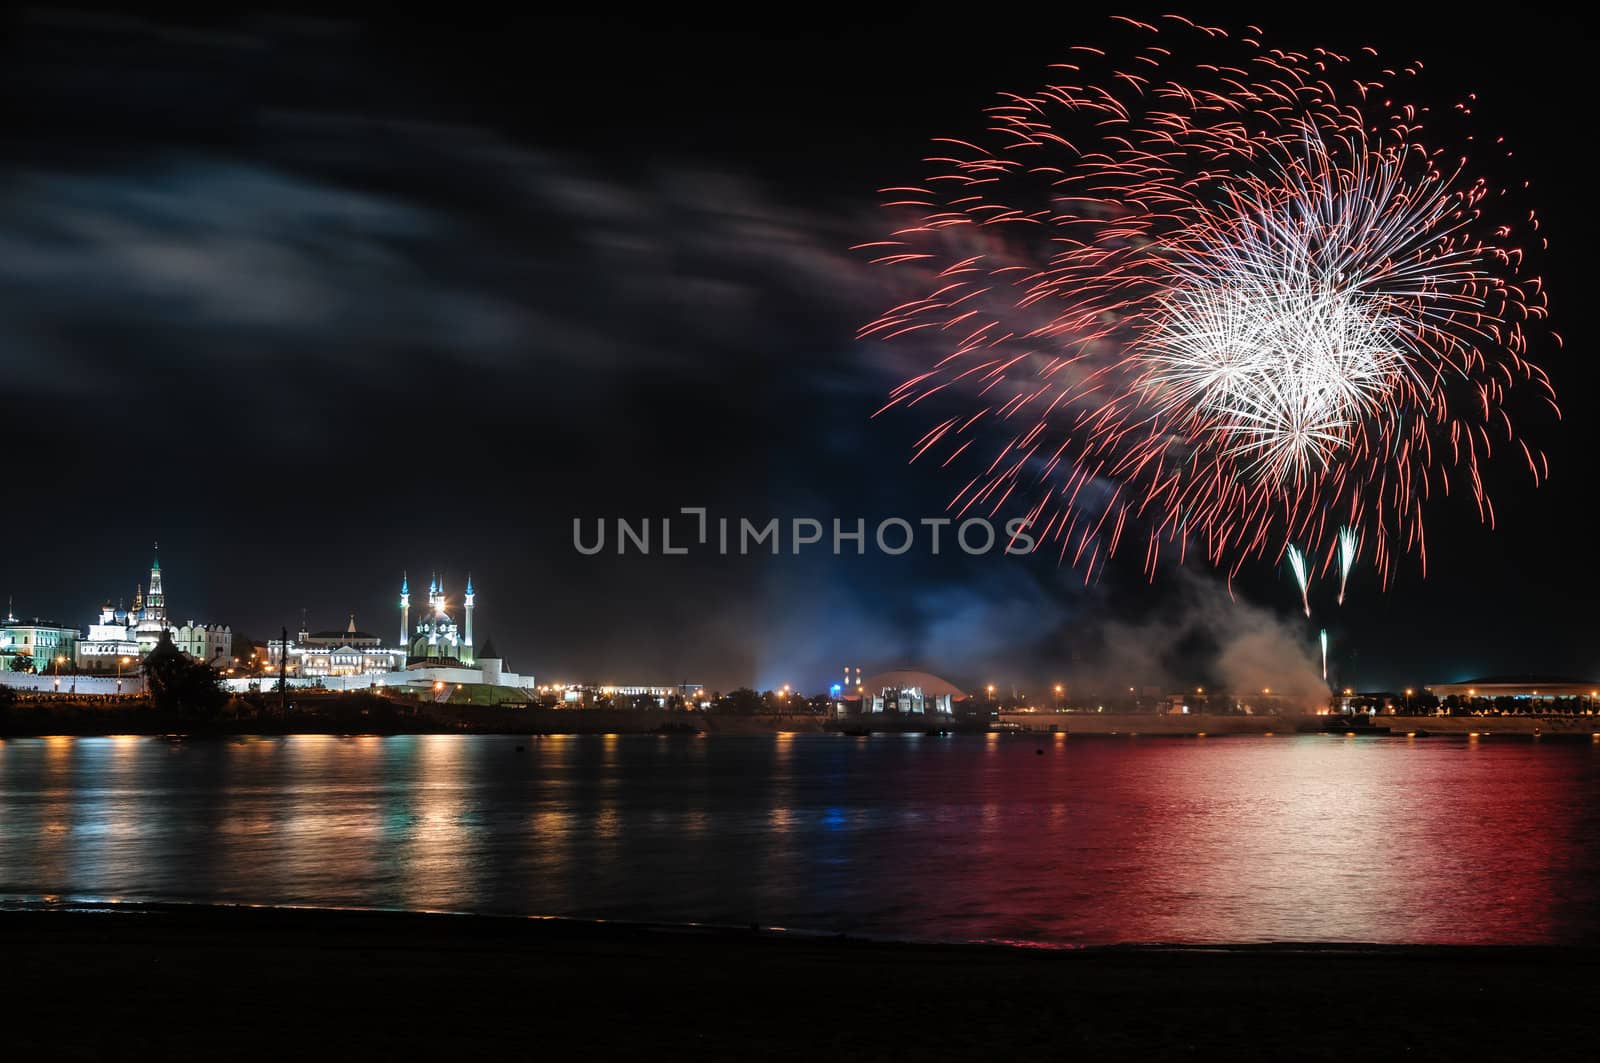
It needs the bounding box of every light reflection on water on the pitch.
[2,733,1598,944]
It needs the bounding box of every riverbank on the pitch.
[997,711,1600,737]
[0,696,831,737]
[5,697,1595,739]
[3,904,1595,1061]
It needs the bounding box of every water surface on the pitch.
[3,733,1597,944]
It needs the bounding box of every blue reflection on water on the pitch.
[2,733,1598,945]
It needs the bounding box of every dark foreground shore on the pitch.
[4,906,1597,1061]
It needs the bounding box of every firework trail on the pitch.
[1287,544,1311,617]
[1320,628,1329,682]
[1337,526,1359,604]
[861,15,1558,587]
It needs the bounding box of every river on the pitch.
[3,732,1598,945]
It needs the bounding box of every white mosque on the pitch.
[246,571,534,697]
[403,571,475,664]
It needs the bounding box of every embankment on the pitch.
[998,712,1294,735]
[1371,715,1600,736]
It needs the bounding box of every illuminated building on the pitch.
[0,601,79,671]
[408,572,474,664]
[839,670,962,716]
[555,682,705,707]
[1426,675,1600,706]
[82,601,139,662]
[240,573,530,696]
[73,547,232,669]
[266,612,407,677]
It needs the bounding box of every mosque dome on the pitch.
[858,670,966,700]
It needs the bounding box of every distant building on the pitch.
[556,682,704,707]
[0,601,79,672]
[239,573,531,696]
[75,547,231,670]
[405,572,474,665]
[172,621,234,666]
[1426,675,1600,706]
[267,613,408,678]
[82,601,139,664]
[838,670,963,716]
[227,635,533,698]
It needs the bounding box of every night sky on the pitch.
[2,6,1594,694]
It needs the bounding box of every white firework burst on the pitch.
[1138,129,1486,484]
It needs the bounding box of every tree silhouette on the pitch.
[143,631,226,719]
[8,654,35,673]
[719,687,763,715]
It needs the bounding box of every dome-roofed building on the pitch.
[245,574,533,698]
[859,670,966,701]
[408,572,474,664]
[75,546,230,670]
[843,669,965,716]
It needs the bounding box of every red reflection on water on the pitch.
[876,736,1600,944]
[1,734,1596,944]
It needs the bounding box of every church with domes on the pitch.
[76,546,232,670]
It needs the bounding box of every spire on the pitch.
[4,595,12,623]
[146,542,165,612]
[347,611,357,634]
[463,572,475,662]
[400,571,411,649]
[151,541,160,571]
